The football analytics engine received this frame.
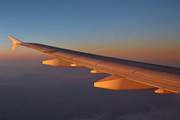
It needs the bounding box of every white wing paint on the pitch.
[8,36,180,94]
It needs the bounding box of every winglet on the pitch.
[8,36,23,50]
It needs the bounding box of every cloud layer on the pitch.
[0,64,180,120]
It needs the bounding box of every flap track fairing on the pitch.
[94,75,156,90]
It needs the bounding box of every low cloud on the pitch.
[1,66,179,120]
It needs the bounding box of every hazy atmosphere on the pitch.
[0,0,180,120]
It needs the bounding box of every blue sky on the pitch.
[0,0,179,67]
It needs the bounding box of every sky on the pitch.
[0,0,180,120]
[0,0,179,67]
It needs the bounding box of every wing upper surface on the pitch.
[8,36,180,93]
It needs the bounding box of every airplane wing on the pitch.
[8,36,180,94]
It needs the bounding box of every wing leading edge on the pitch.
[8,36,180,94]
